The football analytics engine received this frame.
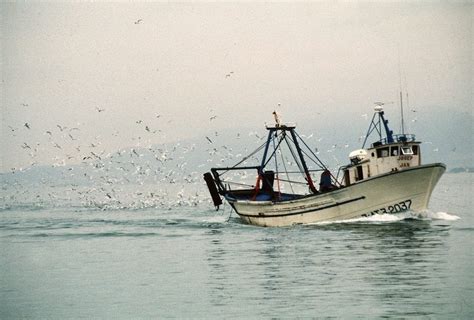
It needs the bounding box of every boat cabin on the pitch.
[344,139,421,185]
[343,105,421,186]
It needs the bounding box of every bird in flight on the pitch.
[24,123,31,129]
[134,19,143,25]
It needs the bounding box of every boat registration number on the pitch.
[362,199,412,217]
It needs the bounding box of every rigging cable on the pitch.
[293,131,343,187]
[262,131,286,168]
[280,149,295,194]
[283,135,305,176]
[218,139,268,176]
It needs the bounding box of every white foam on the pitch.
[203,217,228,224]
[310,210,460,226]
[312,213,404,225]
[418,211,461,221]
[349,213,404,223]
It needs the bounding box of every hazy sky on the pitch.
[1,2,472,171]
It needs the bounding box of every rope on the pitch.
[263,131,286,168]
[218,139,268,176]
[225,201,234,222]
[216,200,232,222]
[276,177,308,185]
[283,135,306,182]
[293,131,343,188]
[280,145,295,194]
[217,180,254,188]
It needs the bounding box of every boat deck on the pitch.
[226,189,305,202]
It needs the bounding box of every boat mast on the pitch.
[362,103,394,147]
[259,129,274,175]
[260,111,318,194]
[259,111,281,174]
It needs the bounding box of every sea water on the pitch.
[1,173,472,318]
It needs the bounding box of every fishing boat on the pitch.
[204,106,445,227]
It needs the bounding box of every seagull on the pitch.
[95,107,105,112]
[57,124,66,131]
[210,116,217,121]
[91,151,102,160]
[134,19,143,24]
[145,126,157,133]
[24,123,31,129]
[206,136,213,144]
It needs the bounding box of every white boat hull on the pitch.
[228,163,446,227]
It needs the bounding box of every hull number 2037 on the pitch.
[362,199,412,217]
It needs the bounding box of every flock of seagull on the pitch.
[3,106,271,210]
[3,101,436,211]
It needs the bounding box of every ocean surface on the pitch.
[1,172,473,319]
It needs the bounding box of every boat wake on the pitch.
[417,210,461,221]
[312,210,460,225]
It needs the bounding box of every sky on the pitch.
[1,2,472,172]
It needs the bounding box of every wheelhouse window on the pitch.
[391,146,399,156]
[376,147,389,158]
[401,146,414,155]
[412,145,419,155]
[355,165,363,181]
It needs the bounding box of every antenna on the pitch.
[398,54,406,135]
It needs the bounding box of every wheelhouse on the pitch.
[343,105,422,185]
